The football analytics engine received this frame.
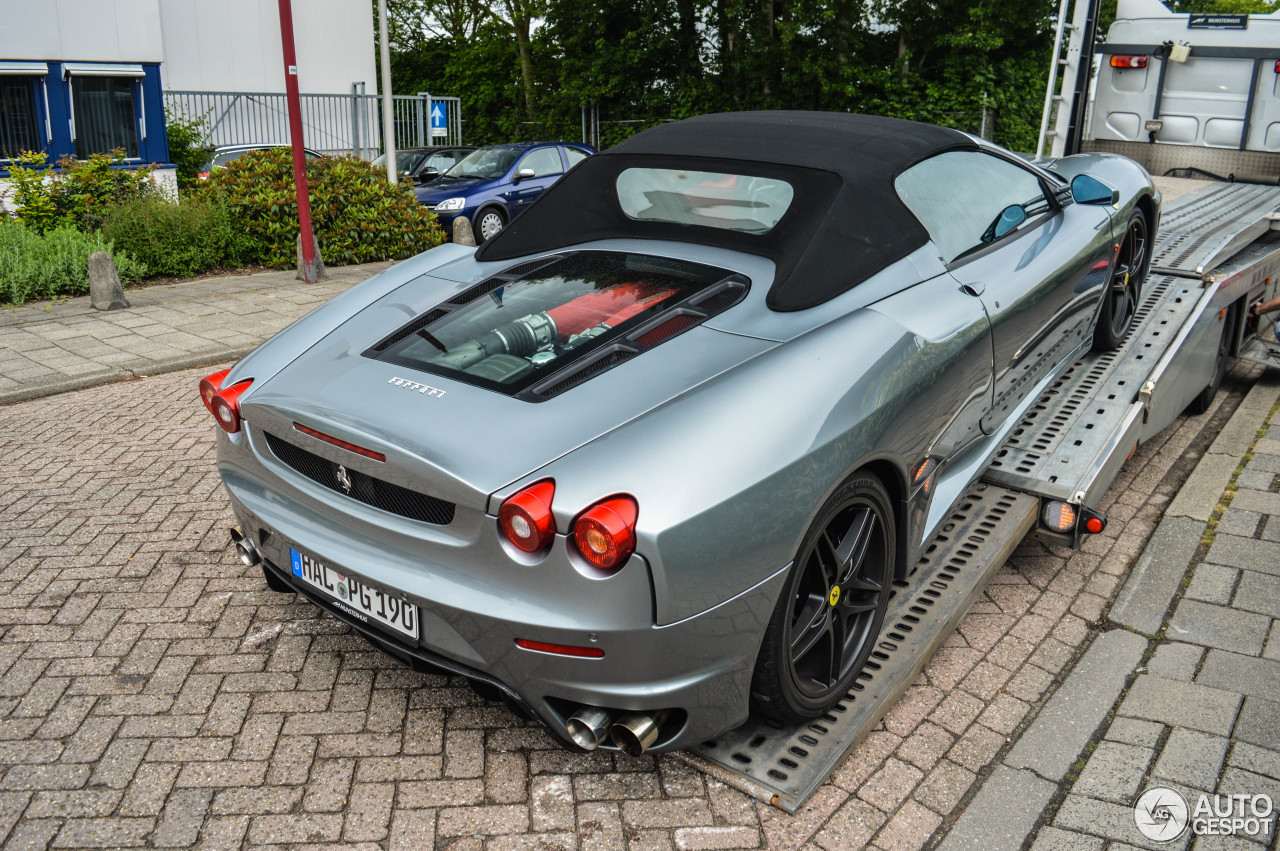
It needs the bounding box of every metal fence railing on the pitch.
[164,88,463,159]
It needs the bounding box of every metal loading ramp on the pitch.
[1150,181,1280,278]
[982,272,1202,506]
[677,485,1037,812]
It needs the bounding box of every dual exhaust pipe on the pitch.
[566,706,668,756]
[229,525,261,567]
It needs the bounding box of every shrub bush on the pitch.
[99,196,248,279]
[198,148,446,268]
[4,150,157,232]
[164,108,211,191]
[0,220,146,305]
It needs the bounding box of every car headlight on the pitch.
[433,197,465,212]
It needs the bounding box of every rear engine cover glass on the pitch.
[370,252,734,396]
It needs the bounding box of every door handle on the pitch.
[961,282,985,297]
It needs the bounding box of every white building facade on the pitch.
[0,0,376,168]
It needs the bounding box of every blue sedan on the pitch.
[414,141,595,242]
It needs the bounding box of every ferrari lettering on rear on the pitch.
[388,376,446,397]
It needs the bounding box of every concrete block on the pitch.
[1232,570,1280,619]
[1118,675,1241,736]
[1152,729,1229,792]
[936,766,1056,851]
[1229,741,1280,782]
[452,216,477,247]
[1229,489,1280,516]
[1106,718,1164,749]
[1168,600,1270,656]
[1206,534,1280,578]
[1054,794,1191,850]
[88,252,130,311]
[1196,650,1280,702]
[1112,517,1203,634]
[1186,564,1237,606]
[1218,509,1262,538]
[1216,768,1280,840]
[1073,741,1154,804]
[1005,630,1147,780]
[1233,696,1280,752]
[1209,414,1265,459]
[1166,454,1238,522]
[295,233,329,282]
[1147,643,1204,682]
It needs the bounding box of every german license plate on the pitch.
[289,548,418,640]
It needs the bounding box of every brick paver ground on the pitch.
[0,350,1261,849]
[0,263,387,406]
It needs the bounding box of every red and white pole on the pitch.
[277,0,318,284]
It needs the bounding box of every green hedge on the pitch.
[0,221,145,305]
[98,196,249,279]
[198,149,446,268]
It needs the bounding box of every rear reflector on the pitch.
[293,422,386,462]
[1110,54,1148,69]
[1042,501,1077,533]
[500,480,557,553]
[574,496,638,570]
[515,639,604,658]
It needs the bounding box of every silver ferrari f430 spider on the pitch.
[203,111,1158,755]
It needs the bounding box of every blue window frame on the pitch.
[0,61,169,174]
[0,61,50,162]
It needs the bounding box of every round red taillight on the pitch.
[574,496,638,570]
[210,380,251,434]
[199,368,231,414]
[499,480,556,553]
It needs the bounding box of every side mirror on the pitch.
[982,203,1028,244]
[514,168,536,182]
[993,204,1027,239]
[1072,174,1119,206]
[422,166,439,177]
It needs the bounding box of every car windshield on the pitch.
[445,147,521,180]
[371,252,731,397]
[373,151,428,173]
[616,168,796,234]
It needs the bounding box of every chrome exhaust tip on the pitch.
[610,711,664,756]
[566,707,614,751]
[229,525,246,543]
[234,536,261,567]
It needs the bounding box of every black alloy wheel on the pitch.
[751,473,894,723]
[1093,211,1149,351]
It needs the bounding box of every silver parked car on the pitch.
[202,111,1159,755]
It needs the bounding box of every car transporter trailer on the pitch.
[674,0,1280,804]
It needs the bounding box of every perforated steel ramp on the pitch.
[1150,182,1280,278]
[983,272,1202,505]
[678,484,1037,812]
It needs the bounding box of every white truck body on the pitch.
[1084,0,1280,179]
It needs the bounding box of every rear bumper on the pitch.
[223,467,786,753]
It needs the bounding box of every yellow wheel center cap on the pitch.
[828,586,841,607]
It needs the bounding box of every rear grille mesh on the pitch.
[264,432,456,526]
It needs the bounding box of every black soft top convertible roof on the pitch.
[474,111,974,311]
